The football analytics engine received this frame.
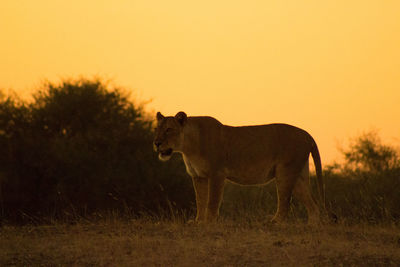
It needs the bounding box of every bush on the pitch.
[325,131,400,223]
[0,79,194,223]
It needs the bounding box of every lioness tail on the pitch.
[310,139,325,209]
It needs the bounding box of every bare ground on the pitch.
[1,219,400,266]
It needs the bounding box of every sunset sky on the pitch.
[1,1,400,164]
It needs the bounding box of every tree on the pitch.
[0,79,193,223]
[341,131,399,173]
[324,131,400,222]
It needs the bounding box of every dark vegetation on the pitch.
[0,79,192,224]
[0,78,399,224]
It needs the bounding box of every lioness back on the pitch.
[217,123,315,185]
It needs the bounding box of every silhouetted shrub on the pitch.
[340,131,399,173]
[0,79,193,223]
[324,131,400,223]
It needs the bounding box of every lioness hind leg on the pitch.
[271,174,295,223]
[192,176,208,222]
[293,164,321,225]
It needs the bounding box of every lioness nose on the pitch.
[154,141,161,148]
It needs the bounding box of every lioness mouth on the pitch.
[160,148,173,156]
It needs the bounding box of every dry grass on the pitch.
[1,218,400,266]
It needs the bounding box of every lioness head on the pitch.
[153,111,187,161]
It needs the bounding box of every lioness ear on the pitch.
[156,112,165,121]
[175,111,187,126]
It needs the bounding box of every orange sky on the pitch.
[1,1,400,164]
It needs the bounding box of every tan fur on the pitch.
[154,111,326,224]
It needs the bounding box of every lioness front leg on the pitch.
[206,177,225,222]
[192,176,208,222]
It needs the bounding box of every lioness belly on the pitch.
[225,164,276,186]
[226,175,275,186]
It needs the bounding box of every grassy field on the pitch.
[1,218,400,266]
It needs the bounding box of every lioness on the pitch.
[154,111,326,224]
